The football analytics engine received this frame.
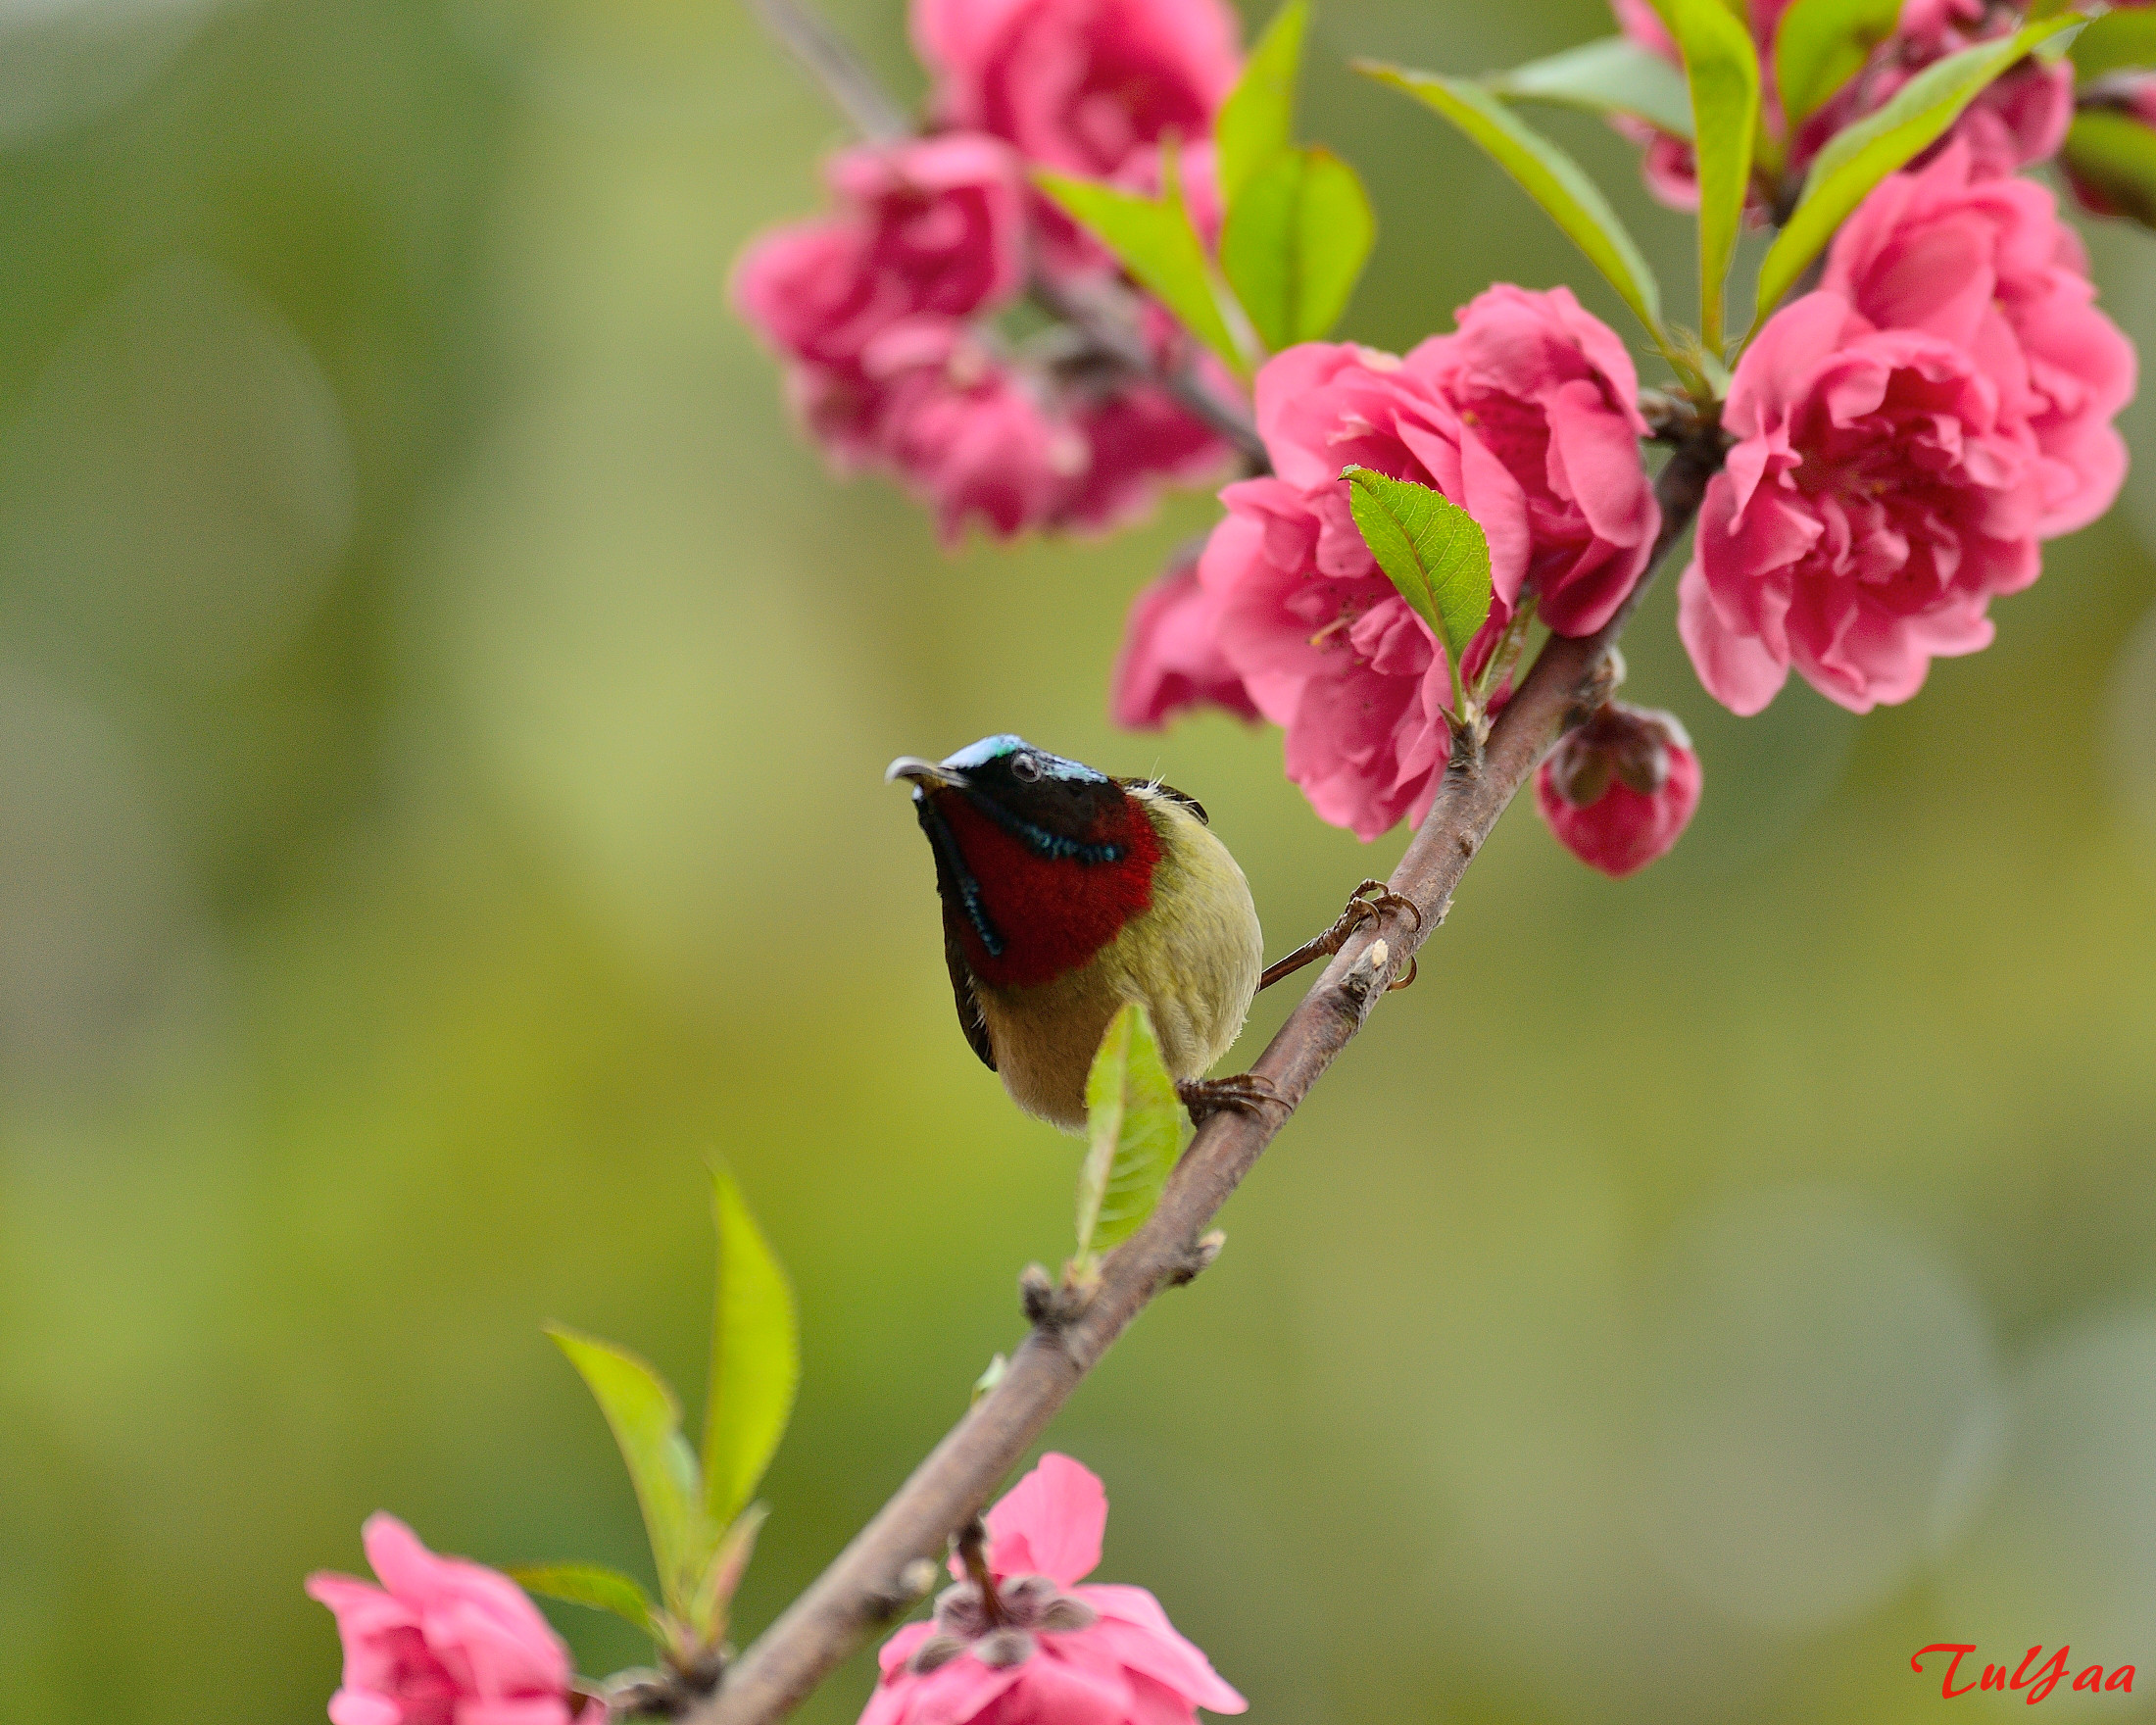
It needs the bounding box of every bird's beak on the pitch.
[885,756,968,791]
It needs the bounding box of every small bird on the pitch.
[888,735,1411,1132]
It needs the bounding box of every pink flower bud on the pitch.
[863,1454,1245,1725]
[306,1514,601,1725]
[1535,704,1701,878]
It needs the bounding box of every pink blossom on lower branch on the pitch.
[1177,286,1655,839]
[1680,147,2135,716]
[863,1454,1245,1725]
[1536,704,1700,878]
[1110,553,1256,728]
[306,1514,600,1725]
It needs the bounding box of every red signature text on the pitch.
[1913,1646,2136,1703]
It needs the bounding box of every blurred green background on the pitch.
[2,1,2154,1721]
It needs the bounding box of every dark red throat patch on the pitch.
[932,790,1160,991]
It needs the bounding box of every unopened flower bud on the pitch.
[1535,703,1700,878]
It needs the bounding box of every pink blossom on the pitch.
[1412,284,1658,635]
[863,1454,1245,1725]
[1818,142,2134,538]
[732,134,1026,373]
[1110,553,1257,728]
[1681,145,2134,715]
[912,0,1241,179]
[306,1514,599,1725]
[1608,0,2070,213]
[1192,288,1654,839]
[732,134,1029,470]
[1860,0,2074,179]
[1535,704,1701,877]
[867,320,1091,542]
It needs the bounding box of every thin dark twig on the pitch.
[683,426,1728,1725]
[742,0,911,143]
[1029,272,1269,472]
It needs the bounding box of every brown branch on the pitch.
[1028,271,1270,473]
[683,427,1726,1725]
[742,0,911,143]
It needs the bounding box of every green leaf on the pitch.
[1342,466,1493,696]
[1489,36,1695,139]
[2063,107,2156,228]
[1773,0,1902,124]
[1356,63,1665,343]
[1218,145,1376,349]
[687,1503,769,1642]
[1747,13,2083,338]
[1216,0,1309,211]
[703,1164,800,1533]
[1074,1003,1184,1262]
[1645,0,1760,353]
[2073,7,2156,82]
[549,1326,707,1611]
[510,1563,662,1637]
[1035,146,1250,377]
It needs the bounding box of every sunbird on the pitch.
[888,735,1412,1131]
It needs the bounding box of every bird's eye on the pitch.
[1009,754,1042,782]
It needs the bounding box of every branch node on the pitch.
[1165,1229,1226,1288]
[1020,1263,1094,1329]
[866,1556,941,1623]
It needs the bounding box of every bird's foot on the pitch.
[1259,879,1422,991]
[1177,1073,1283,1125]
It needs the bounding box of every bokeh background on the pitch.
[3,1,2155,1721]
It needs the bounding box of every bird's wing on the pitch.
[1124,779,1209,825]
[945,923,997,1071]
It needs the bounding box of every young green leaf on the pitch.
[1747,13,2083,338]
[703,1165,800,1534]
[1035,148,1250,378]
[1356,63,1665,344]
[2062,107,2156,228]
[1342,466,1493,701]
[687,1503,769,1643]
[1645,0,1760,353]
[1218,145,1376,350]
[1216,0,1310,211]
[1489,36,1695,139]
[2072,7,2156,83]
[509,1563,662,1637]
[548,1326,707,1610]
[1773,0,1902,124]
[1074,1003,1185,1262]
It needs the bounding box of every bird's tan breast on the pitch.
[973,791,1263,1132]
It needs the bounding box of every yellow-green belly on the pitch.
[972,789,1263,1132]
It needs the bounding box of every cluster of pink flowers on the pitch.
[1681,141,2134,715]
[866,1454,1246,1725]
[308,1514,601,1725]
[1609,0,2073,216]
[732,0,1247,543]
[1116,283,1660,841]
